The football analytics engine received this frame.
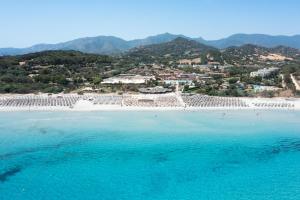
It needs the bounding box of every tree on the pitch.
[92,76,102,85]
[228,77,239,84]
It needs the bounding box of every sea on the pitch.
[0,111,300,200]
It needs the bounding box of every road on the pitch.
[291,74,300,91]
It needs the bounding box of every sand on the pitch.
[0,97,299,112]
[0,93,300,112]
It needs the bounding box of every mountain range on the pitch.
[1,33,300,56]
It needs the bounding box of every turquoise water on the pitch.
[1,111,300,200]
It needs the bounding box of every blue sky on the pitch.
[1,0,300,47]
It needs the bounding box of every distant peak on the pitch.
[161,32,172,35]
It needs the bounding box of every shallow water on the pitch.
[1,111,300,200]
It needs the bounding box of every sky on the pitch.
[1,0,300,48]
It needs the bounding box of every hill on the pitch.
[222,44,300,65]
[127,37,220,63]
[127,38,300,65]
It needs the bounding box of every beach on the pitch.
[0,93,299,111]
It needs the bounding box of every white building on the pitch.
[164,79,194,86]
[253,85,281,92]
[102,74,155,84]
[250,67,280,78]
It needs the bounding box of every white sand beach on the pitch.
[0,93,300,112]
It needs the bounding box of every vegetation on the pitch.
[0,51,133,93]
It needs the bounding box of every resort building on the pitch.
[101,74,155,84]
[138,86,172,94]
[252,85,281,92]
[250,67,280,78]
[164,79,194,86]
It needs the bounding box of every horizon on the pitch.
[1,0,300,48]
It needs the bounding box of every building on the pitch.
[164,79,194,86]
[177,73,198,80]
[250,67,280,78]
[102,74,155,84]
[253,85,281,92]
[208,72,226,78]
[138,87,172,94]
[208,61,221,69]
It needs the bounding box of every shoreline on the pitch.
[0,93,299,112]
[0,105,299,112]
